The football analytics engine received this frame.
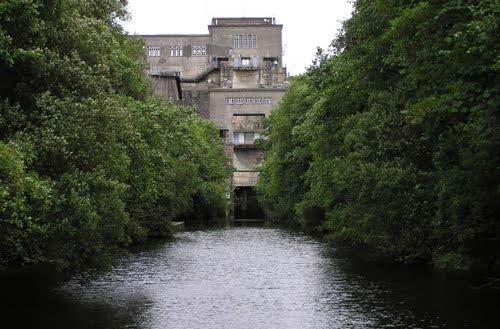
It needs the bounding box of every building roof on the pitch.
[135,34,210,38]
[132,17,281,38]
[210,17,278,26]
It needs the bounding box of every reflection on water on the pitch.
[1,228,498,329]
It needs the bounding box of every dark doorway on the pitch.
[234,187,265,219]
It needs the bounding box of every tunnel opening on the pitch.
[233,187,265,220]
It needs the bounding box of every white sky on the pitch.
[121,0,353,75]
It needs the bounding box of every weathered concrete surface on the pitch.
[139,17,287,189]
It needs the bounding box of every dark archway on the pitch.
[233,187,265,220]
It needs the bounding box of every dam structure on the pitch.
[139,17,287,221]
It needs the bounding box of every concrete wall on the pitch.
[142,35,211,78]
[150,76,180,100]
[208,25,283,64]
[181,89,210,118]
[139,18,287,190]
[208,89,284,134]
[232,115,264,132]
[210,89,283,188]
[232,70,260,89]
[233,150,261,171]
[233,171,260,187]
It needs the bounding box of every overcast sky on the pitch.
[121,0,353,75]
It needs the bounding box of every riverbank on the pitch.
[255,0,499,280]
[268,219,500,275]
[0,0,231,271]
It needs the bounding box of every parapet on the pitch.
[210,17,277,26]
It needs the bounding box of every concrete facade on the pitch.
[140,17,287,195]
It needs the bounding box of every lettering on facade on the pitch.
[225,97,272,105]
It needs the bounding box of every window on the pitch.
[263,97,272,104]
[245,97,253,104]
[241,57,251,66]
[147,46,161,57]
[243,35,249,49]
[233,132,242,145]
[234,35,257,49]
[235,97,244,105]
[253,97,262,104]
[244,132,255,144]
[192,45,206,56]
[233,132,262,145]
[170,45,183,57]
[225,98,234,105]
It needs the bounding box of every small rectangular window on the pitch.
[170,45,183,57]
[264,97,272,104]
[147,46,161,57]
[253,98,262,104]
[235,97,244,105]
[192,45,206,56]
[245,97,253,104]
[225,98,234,105]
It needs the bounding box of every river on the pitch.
[1,227,497,328]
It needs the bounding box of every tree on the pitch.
[259,0,499,271]
[0,0,230,269]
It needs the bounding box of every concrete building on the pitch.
[140,17,287,219]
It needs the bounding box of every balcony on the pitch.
[220,138,260,149]
[232,132,263,150]
[233,143,258,150]
[232,57,259,71]
[233,65,259,71]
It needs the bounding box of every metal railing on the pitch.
[221,139,259,149]
[233,143,258,149]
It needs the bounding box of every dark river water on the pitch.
[1,227,498,329]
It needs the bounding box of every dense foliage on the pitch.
[258,0,499,271]
[0,0,230,268]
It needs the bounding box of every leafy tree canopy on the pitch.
[0,0,230,269]
[258,0,499,271]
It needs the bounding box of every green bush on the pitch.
[0,0,230,269]
[258,0,499,271]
